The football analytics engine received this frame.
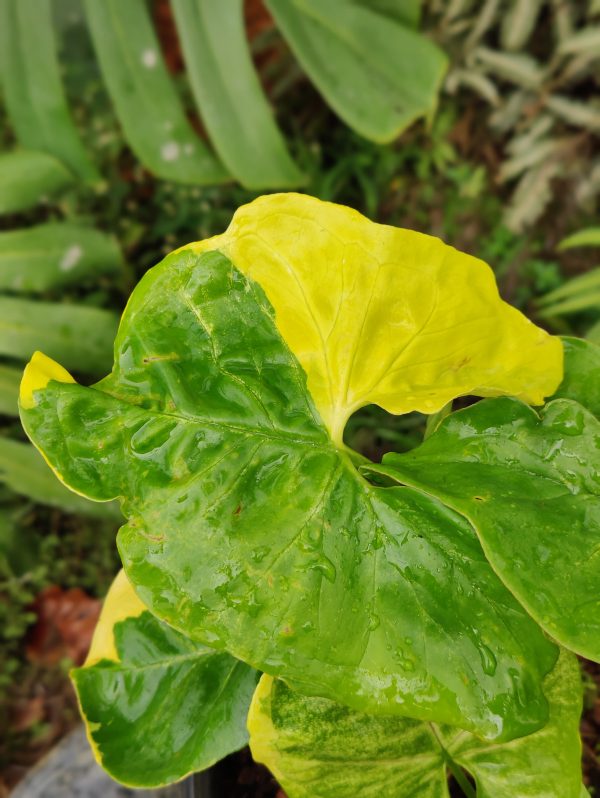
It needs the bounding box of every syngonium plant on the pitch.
[18,193,600,796]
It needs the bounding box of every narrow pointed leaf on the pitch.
[18,193,565,741]
[0,151,74,215]
[558,227,600,250]
[367,395,600,661]
[171,0,303,189]
[0,223,123,293]
[537,268,600,307]
[72,570,258,787]
[265,0,447,142]
[0,0,100,184]
[0,297,118,373]
[83,0,228,185]
[248,650,583,798]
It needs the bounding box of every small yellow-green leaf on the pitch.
[249,650,583,798]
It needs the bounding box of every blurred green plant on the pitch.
[0,0,447,190]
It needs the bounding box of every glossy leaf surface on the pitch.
[367,395,600,660]
[249,650,583,798]
[186,194,562,444]
[20,233,560,740]
[0,150,74,214]
[0,223,123,293]
[0,438,121,520]
[0,0,99,183]
[83,0,228,185]
[552,336,600,417]
[172,0,304,189]
[265,0,447,142]
[1,297,117,373]
[73,571,258,787]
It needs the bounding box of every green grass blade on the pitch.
[265,0,447,142]
[538,289,600,318]
[171,0,304,189]
[0,437,121,519]
[0,364,21,417]
[558,228,600,250]
[0,0,100,184]
[0,297,118,374]
[0,223,123,293]
[0,150,75,214]
[537,267,600,306]
[83,0,229,185]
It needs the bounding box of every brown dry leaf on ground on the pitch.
[25,586,101,667]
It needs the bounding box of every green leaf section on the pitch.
[0,438,121,520]
[20,249,558,741]
[0,223,123,293]
[0,150,74,214]
[265,0,447,142]
[0,364,21,417]
[0,297,118,374]
[72,609,258,787]
[0,0,99,183]
[366,395,600,661]
[552,337,600,417]
[83,0,228,185]
[249,650,583,798]
[172,0,304,189]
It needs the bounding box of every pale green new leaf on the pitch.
[366,393,600,661]
[0,0,99,184]
[249,650,583,798]
[0,151,74,215]
[171,0,303,189]
[265,0,447,142]
[0,223,123,293]
[0,438,121,519]
[83,0,228,185]
[72,571,258,787]
[0,297,117,373]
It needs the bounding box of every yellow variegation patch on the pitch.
[20,350,74,410]
[85,569,146,665]
[185,193,562,443]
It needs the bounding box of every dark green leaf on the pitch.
[0,363,21,417]
[552,337,600,417]
[73,605,258,787]
[366,396,600,661]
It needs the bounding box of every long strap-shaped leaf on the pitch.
[0,150,75,215]
[265,0,447,142]
[172,0,304,189]
[0,223,123,293]
[83,0,228,185]
[0,0,100,184]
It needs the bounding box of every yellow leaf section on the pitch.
[85,569,146,666]
[247,674,282,777]
[20,350,74,410]
[183,193,563,444]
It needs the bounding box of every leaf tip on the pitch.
[20,351,75,409]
